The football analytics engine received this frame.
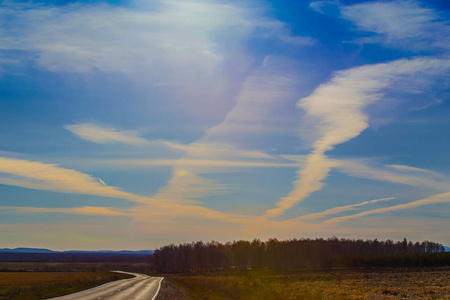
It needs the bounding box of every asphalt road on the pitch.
[48,271,163,300]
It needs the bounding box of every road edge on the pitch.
[152,277,164,300]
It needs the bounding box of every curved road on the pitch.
[48,271,163,300]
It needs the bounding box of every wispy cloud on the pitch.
[325,192,450,223]
[0,156,134,200]
[0,0,315,128]
[386,164,444,177]
[296,197,395,221]
[205,63,299,140]
[335,159,450,191]
[0,154,447,247]
[137,57,303,216]
[98,178,107,187]
[0,0,310,78]
[1,0,449,249]
[0,1,315,229]
[149,169,229,205]
[309,0,338,15]
[109,158,299,169]
[1,206,128,216]
[164,141,277,160]
[264,57,450,218]
[65,123,148,146]
[341,0,450,51]
[0,1,228,75]
[0,156,257,224]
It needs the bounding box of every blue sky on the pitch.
[0,0,449,250]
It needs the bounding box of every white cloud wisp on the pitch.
[296,197,395,222]
[325,192,450,223]
[341,0,450,52]
[265,57,450,218]
[65,123,148,146]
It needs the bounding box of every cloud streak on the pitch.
[65,123,148,146]
[1,206,128,216]
[0,156,257,224]
[325,192,450,223]
[0,1,310,82]
[0,156,134,200]
[134,57,303,215]
[335,159,450,191]
[296,197,395,221]
[109,158,299,169]
[265,57,450,218]
[341,0,450,52]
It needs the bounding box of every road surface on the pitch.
[48,271,163,300]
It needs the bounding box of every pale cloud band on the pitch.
[0,0,449,248]
[65,123,148,146]
[110,158,300,168]
[0,157,132,200]
[325,192,450,223]
[334,159,450,192]
[265,57,450,218]
[0,155,448,238]
[1,206,128,217]
[296,197,395,222]
[340,0,450,51]
[0,156,254,223]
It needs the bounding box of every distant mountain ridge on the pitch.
[0,247,153,254]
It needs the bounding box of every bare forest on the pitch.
[150,238,446,273]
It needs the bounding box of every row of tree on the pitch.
[149,237,445,273]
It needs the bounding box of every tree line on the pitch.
[149,237,446,273]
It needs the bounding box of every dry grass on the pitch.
[168,267,450,299]
[0,261,149,272]
[0,272,114,287]
[0,271,132,299]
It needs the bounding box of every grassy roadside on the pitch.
[166,267,450,299]
[0,271,133,300]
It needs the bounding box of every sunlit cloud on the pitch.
[0,156,134,200]
[205,62,300,139]
[325,192,450,223]
[65,123,148,146]
[1,206,128,216]
[264,153,337,218]
[149,169,229,205]
[0,157,256,224]
[0,1,227,75]
[265,57,450,218]
[138,56,302,216]
[296,197,395,221]
[98,178,107,187]
[335,159,450,191]
[386,164,445,177]
[341,0,450,51]
[164,141,277,160]
[0,0,314,126]
[0,0,449,250]
[110,158,299,169]
[0,0,309,79]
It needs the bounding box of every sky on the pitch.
[0,0,449,251]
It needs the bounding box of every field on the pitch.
[0,261,150,273]
[167,267,450,299]
[0,271,133,300]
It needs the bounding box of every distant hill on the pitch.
[0,248,154,262]
[444,246,450,252]
[0,248,54,253]
[62,250,154,255]
[0,248,153,255]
